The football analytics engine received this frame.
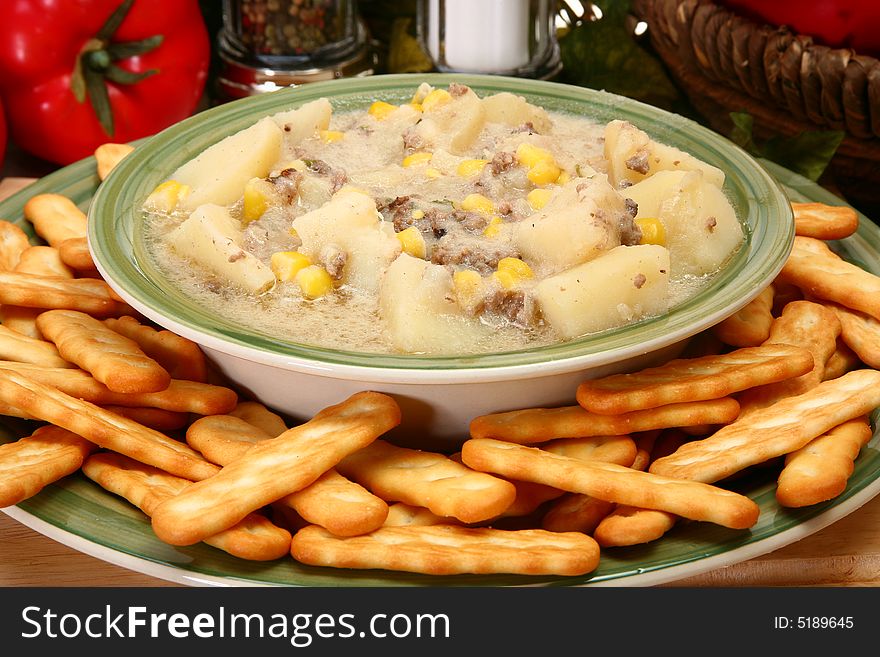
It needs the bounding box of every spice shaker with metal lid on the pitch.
[217,0,376,99]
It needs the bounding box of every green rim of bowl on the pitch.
[89,73,793,372]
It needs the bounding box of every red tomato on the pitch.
[721,0,880,56]
[0,97,6,167]
[0,0,210,165]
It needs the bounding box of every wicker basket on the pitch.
[632,0,880,211]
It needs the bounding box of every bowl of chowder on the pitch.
[89,74,794,443]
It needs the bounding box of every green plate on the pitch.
[1,143,878,584]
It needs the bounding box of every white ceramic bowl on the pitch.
[89,74,794,445]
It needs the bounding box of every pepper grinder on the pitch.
[217,0,376,99]
[417,0,561,78]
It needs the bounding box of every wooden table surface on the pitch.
[1,175,879,588]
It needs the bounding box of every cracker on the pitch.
[94,143,135,181]
[82,453,290,561]
[187,413,389,536]
[462,438,760,529]
[650,369,880,483]
[541,494,615,534]
[383,502,452,527]
[576,343,814,415]
[469,397,741,444]
[290,524,600,576]
[58,237,95,271]
[828,302,880,369]
[337,439,516,524]
[38,310,171,393]
[776,417,873,508]
[151,391,401,545]
[737,301,841,415]
[228,400,287,436]
[0,425,94,507]
[778,236,880,320]
[104,316,208,383]
[102,405,190,432]
[712,284,775,347]
[542,435,637,467]
[0,220,31,271]
[630,430,660,472]
[0,306,44,340]
[823,340,861,380]
[0,362,236,415]
[15,245,74,278]
[791,201,859,240]
[772,281,805,316]
[0,368,220,481]
[593,506,678,547]
[23,194,88,247]
[0,325,71,368]
[0,271,132,317]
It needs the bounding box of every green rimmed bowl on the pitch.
[89,73,793,441]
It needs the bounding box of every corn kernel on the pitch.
[483,215,503,238]
[453,269,483,310]
[289,227,299,238]
[457,159,488,177]
[636,217,667,246]
[492,269,518,290]
[403,152,433,167]
[497,257,534,280]
[425,168,442,179]
[242,178,269,223]
[319,130,344,143]
[556,170,571,185]
[296,265,334,299]
[396,226,426,259]
[526,188,553,211]
[516,143,554,168]
[527,159,562,186]
[144,180,190,213]
[460,193,495,215]
[411,209,425,220]
[409,102,423,112]
[369,101,397,120]
[270,251,312,282]
[421,89,452,112]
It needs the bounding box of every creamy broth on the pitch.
[143,83,742,355]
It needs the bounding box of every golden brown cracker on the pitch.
[542,435,637,467]
[0,325,71,368]
[469,397,740,444]
[104,315,208,383]
[58,237,95,271]
[0,368,220,481]
[23,194,88,247]
[95,143,135,181]
[776,417,873,508]
[791,201,859,240]
[337,439,516,524]
[593,506,678,547]
[383,503,452,527]
[101,405,190,432]
[82,453,291,561]
[462,438,759,529]
[737,301,841,415]
[576,344,814,415]
[15,245,74,278]
[38,310,171,393]
[0,425,94,507]
[0,271,131,317]
[712,284,775,348]
[630,430,660,472]
[228,400,287,436]
[0,220,31,271]
[151,391,401,545]
[541,494,615,534]
[0,306,44,340]
[829,302,880,369]
[0,362,237,415]
[823,340,861,380]
[778,236,880,320]
[290,524,600,576]
[650,369,880,483]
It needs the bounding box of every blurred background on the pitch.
[1,0,878,218]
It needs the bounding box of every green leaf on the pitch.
[558,0,682,110]
[106,35,164,61]
[96,0,136,42]
[104,64,157,85]
[763,130,846,182]
[728,112,760,154]
[83,67,114,136]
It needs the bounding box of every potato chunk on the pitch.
[482,92,552,133]
[291,189,401,294]
[411,85,486,155]
[534,244,670,339]
[379,254,489,354]
[171,117,283,210]
[515,175,625,275]
[168,204,275,294]
[270,98,332,144]
[604,120,724,189]
[625,170,743,277]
